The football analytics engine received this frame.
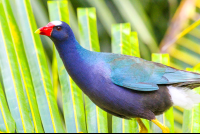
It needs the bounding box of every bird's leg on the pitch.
[151,119,170,133]
[136,118,148,133]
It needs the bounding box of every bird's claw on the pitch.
[139,128,148,133]
[162,126,170,133]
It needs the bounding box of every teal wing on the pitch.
[107,54,200,91]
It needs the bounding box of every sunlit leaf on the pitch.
[112,0,159,53]
[182,68,200,133]
[14,0,64,132]
[111,23,140,133]
[159,2,200,132]
[151,53,174,133]
[130,32,140,58]
[0,2,34,132]
[87,0,116,35]
[48,1,87,133]
[2,0,44,132]
[78,7,108,133]
[0,81,15,132]
[30,0,53,59]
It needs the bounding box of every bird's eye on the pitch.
[56,26,62,31]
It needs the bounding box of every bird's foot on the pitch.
[136,118,148,133]
[151,119,170,133]
[162,126,170,133]
[139,127,148,133]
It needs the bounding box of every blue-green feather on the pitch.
[106,54,200,91]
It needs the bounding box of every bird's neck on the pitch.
[53,38,92,77]
[54,38,85,57]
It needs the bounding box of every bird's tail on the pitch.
[168,86,200,109]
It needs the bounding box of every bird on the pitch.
[35,21,200,133]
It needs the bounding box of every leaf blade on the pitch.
[111,23,140,133]
[2,0,44,132]
[47,1,87,133]
[0,81,15,132]
[14,0,65,132]
[151,53,174,133]
[182,68,200,133]
[0,2,34,132]
[78,7,108,133]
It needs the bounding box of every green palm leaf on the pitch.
[159,1,200,132]
[111,23,142,133]
[14,0,64,132]
[78,7,108,133]
[182,68,200,133]
[130,31,151,132]
[0,81,15,133]
[31,0,53,59]
[48,1,87,133]
[0,2,34,132]
[112,0,158,53]
[1,0,44,132]
[151,54,174,133]
[130,32,140,58]
[87,0,116,35]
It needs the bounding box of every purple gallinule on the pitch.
[35,21,200,133]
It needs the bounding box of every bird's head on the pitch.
[35,21,75,43]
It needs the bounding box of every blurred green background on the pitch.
[30,0,200,69]
[32,0,200,133]
[1,0,200,133]
[30,0,172,56]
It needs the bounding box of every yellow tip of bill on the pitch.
[35,29,41,34]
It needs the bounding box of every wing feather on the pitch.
[107,54,200,91]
